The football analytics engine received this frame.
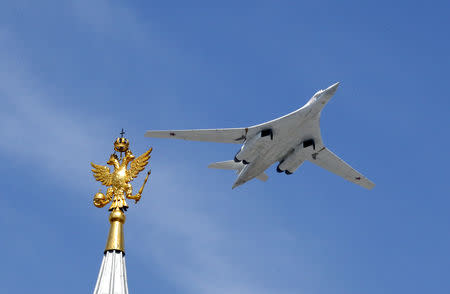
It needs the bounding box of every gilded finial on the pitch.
[91,135,152,211]
[91,135,153,252]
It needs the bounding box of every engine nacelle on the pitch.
[278,156,305,174]
[277,139,315,173]
[235,129,273,163]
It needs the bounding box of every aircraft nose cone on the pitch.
[326,82,340,92]
[328,82,340,90]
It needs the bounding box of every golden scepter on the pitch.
[135,170,151,203]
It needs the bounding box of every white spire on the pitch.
[93,209,128,294]
[93,250,129,294]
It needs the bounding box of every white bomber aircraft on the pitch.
[145,82,375,189]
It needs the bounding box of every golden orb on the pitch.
[114,137,129,152]
[93,191,107,208]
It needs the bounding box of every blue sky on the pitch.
[1,0,449,293]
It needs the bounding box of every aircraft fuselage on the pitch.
[232,102,320,188]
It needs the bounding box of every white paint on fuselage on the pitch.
[231,83,338,188]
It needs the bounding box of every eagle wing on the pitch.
[127,147,152,182]
[91,163,113,186]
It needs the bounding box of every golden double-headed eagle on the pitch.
[91,136,152,210]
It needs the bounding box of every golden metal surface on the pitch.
[91,135,153,253]
[114,137,129,153]
[91,139,152,210]
[105,208,126,252]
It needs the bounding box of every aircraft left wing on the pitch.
[145,128,249,143]
[308,147,375,189]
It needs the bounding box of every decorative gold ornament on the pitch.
[91,132,152,253]
[91,139,152,211]
[114,137,129,153]
[105,208,126,252]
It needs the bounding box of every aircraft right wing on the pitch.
[308,147,375,190]
[144,128,250,143]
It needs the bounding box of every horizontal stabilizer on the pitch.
[208,160,242,170]
[208,160,268,182]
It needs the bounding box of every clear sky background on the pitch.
[1,1,449,293]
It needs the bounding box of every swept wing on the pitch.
[308,147,375,189]
[145,128,258,144]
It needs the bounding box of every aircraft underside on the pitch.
[145,82,375,190]
[231,133,319,188]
